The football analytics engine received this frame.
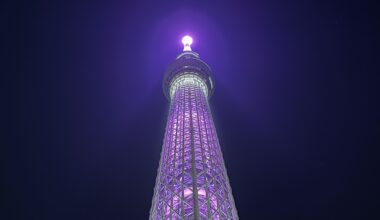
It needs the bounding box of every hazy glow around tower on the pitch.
[182,35,193,51]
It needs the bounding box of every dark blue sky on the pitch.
[3,0,376,219]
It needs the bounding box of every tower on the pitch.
[150,36,238,219]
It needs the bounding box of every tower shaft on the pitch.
[150,74,238,219]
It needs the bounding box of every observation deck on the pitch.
[162,36,214,100]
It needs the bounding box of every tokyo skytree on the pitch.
[150,36,238,219]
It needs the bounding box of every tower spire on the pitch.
[182,35,193,51]
[150,36,238,219]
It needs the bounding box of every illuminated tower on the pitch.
[150,36,238,219]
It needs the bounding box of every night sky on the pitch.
[3,0,376,219]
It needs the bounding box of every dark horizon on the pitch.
[3,0,376,219]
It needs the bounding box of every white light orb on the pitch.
[182,35,193,51]
[182,35,193,45]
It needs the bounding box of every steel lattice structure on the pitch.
[150,37,238,220]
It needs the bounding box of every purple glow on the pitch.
[150,70,238,219]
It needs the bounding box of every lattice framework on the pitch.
[150,74,238,219]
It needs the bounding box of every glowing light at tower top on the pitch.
[182,35,193,51]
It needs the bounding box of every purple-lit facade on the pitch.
[150,38,238,219]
